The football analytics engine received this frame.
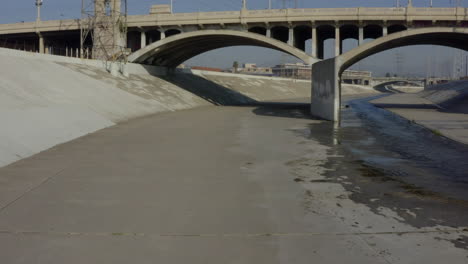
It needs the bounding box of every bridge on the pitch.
[1,5,468,63]
[1,4,468,121]
[310,27,468,121]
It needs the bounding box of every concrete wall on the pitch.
[0,48,215,167]
[0,48,313,168]
[310,58,340,121]
[420,80,468,107]
[190,70,311,102]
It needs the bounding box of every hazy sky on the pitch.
[1,0,467,77]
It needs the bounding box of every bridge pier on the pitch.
[141,31,147,49]
[38,34,45,54]
[383,25,388,36]
[335,27,340,56]
[311,26,317,58]
[311,57,340,121]
[358,26,364,45]
[288,27,294,46]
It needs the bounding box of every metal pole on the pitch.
[430,0,433,7]
[242,0,247,10]
[35,0,43,22]
[80,0,83,58]
[408,0,413,7]
[269,0,272,9]
[171,0,173,13]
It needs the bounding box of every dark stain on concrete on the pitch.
[285,95,468,245]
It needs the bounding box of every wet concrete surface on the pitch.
[0,95,467,263]
[303,95,468,228]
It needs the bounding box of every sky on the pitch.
[1,0,467,77]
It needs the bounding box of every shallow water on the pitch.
[299,95,468,228]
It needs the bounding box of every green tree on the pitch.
[385,72,391,77]
[233,61,239,73]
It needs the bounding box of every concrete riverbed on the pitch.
[0,96,467,263]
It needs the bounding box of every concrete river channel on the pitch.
[0,94,467,263]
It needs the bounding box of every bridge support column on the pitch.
[358,26,364,46]
[288,27,294,46]
[311,26,317,58]
[38,34,45,54]
[266,28,271,38]
[140,31,147,48]
[311,57,340,121]
[160,30,166,40]
[383,25,388,36]
[335,26,340,56]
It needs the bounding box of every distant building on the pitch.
[191,66,223,72]
[342,70,372,85]
[272,63,311,80]
[236,63,274,76]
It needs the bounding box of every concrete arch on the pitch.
[340,24,359,41]
[316,24,336,59]
[248,26,267,36]
[128,29,316,67]
[373,80,424,93]
[311,27,468,121]
[165,29,182,38]
[364,24,383,39]
[271,26,289,43]
[294,25,312,51]
[388,24,407,34]
[339,27,468,73]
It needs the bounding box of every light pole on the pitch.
[35,0,43,22]
[430,0,433,7]
[269,0,272,9]
[242,0,247,10]
[35,0,44,54]
[408,0,413,7]
[170,0,173,13]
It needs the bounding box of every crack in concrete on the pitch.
[0,167,68,214]
[0,229,466,238]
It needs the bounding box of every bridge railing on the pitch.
[2,7,468,35]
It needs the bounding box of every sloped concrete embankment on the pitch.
[371,80,468,144]
[421,80,468,111]
[0,49,312,168]
[186,70,381,101]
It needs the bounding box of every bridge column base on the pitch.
[311,58,340,121]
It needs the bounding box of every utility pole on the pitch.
[35,0,43,22]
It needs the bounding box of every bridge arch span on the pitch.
[338,27,468,74]
[248,26,267,36]
[311,27,468,121]
[128,29,317,67]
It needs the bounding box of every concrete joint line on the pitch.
[0,229,466,238]
[0,167,68,214]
